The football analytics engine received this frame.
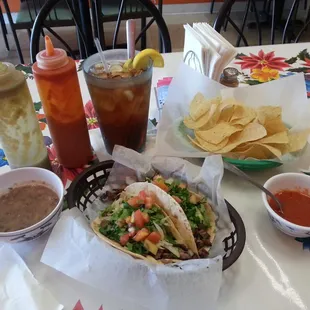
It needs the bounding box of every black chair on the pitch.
[0,3,9,51]
[213,0,310,46]
[2,0,79,63]
[30,0,95,63]
[92,0,171,53]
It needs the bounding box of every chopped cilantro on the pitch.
[126,241,148,255]
[166,233,176,245]
[167,183,211,230]
[122,202,133,209]
[143,206,165,224]
[99,224,126,242]
[101,204,115,216]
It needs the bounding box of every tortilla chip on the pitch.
[230,144,266,159]
[185,102,221,130]
[231,105,256,120]
[196,122,243,145]
[257,106,282,124]
[218,99,243,123]
[215,122,267,154]
[184,94,308,160]
[257,131,289,144]
[263,117,288,135]
[200,103,222,129]
[189,93,211,121]
[286,129,310,152]
[183,114,210,130]
[219,105,235,122]
[232,143,282,159]
[188,134,229,152]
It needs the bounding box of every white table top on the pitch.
[2,42,310,310]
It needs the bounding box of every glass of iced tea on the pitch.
[83,49,152,154]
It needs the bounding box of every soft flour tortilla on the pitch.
[149,179,216,255]
[167,190,216,254]
[91,182,193,264]
[203,199,216,249]
[92,215,180,264]
[125,182,198,254]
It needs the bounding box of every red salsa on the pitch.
[269,190,310,227]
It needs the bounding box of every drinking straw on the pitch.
[126,19,136,60]
[94,37,110,73]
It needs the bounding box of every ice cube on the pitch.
[124,90,134,101]
[110,64,123,73]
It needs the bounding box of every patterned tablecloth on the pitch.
[1,43,310,310]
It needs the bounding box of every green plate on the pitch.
[223,157,283,171]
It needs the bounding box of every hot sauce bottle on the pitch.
[32,36,92,168]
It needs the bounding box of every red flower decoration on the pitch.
[47,145,84,186]
[235,50,290,71]
[73,300,84,310]
[72,300,103,310]
[84,100,99,130]
[36,113,47,130]
[302,58,310,73]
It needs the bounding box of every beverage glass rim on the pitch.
[82,49,153,82]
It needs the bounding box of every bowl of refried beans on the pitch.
[0,167,64,242]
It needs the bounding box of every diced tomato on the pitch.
[172,195,182,204]
[145,196,153,209]
[134,209,145,228]
[138,190,147,202]
[142,212,150,223]
[120,233,130,246]
[178,183,187,189]
[133,228,150,242]
[147,232,161,244]
[127,196,143,208]
[152,180,169,192]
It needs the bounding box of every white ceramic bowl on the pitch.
[262,173,310,238]
[0,167,64,242]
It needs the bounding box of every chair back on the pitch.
[213,0,310,46]
[30,0,95,63]
[92,0,171,53]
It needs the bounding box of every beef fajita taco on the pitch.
[91,182,197,263]
[151,176,216,258]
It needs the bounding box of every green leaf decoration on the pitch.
[245,79,263,85]
[287,67,309,73]
[150,118,158,127]
[297,49,310,61]
[34,102,42,111]
[62,197,68,211]
[15,64,33,74]
[285,57,298,64]
[235,53,247,60]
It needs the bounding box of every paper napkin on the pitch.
[0,244,63,310]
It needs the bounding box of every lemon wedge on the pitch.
[123,58,133,72]
[132,49,164,70]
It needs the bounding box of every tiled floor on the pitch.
[1,11,309,64]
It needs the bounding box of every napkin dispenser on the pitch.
[183,23,237,81]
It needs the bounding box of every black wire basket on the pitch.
[67,160,246,270]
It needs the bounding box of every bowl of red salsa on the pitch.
[262,173,310,238]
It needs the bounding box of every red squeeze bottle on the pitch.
[32,36,92,168]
